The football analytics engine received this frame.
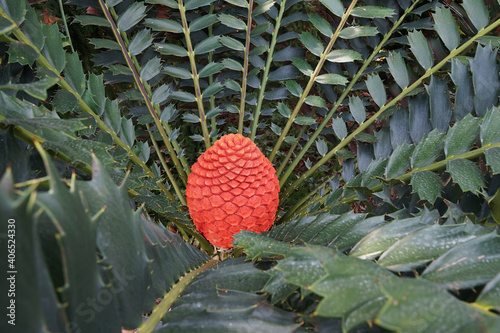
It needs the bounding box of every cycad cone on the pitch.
[186,134,280,248]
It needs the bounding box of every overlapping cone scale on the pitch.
[186,134,280,248]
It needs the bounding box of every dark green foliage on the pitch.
[0,142,211,332]
[236,227,500,332]
[2,0,500,331]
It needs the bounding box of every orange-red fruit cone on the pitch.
[186,134,280,248]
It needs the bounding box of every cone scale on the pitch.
[186,134,280,248]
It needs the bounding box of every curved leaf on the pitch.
[447,159,485,193]
[410,171,442,204]
[117,2,146,32]
[421,232,500,289]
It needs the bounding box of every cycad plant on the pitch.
[1,0,500,331]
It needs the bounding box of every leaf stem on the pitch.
[208,3,217,143]
[0,6,178,200]
[238,0,254,135]
[280,15,500,203]
[146,124,185,204]
[178,0,211,150]
[138,260,218,333]
[278,175,334,223]
[10,37,154,181]
[57,0,74,52]
[324,142,500,215]
[108,6,191,174]
[276,127,304,178]
[268,0,359,162]
[98,0,188,186]
[278,0,420,188]
[250,0,288,141]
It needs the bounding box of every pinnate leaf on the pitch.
[140,57,162,81]
[117,2,146,32]
[270,123,281,135]
[433,6,460,51]
[224,79,241,91]
[308,14,333,37]
[462,0,489,31]
[469,44,500,117]
[203,82,223,98]
[339,26,378,39]
[7,43,39,66]
[268,65,300,81]
[129,29,153,55]
[315,73,348,85]
[253,0,275,16]
[219,36,244,51]
[222,58,243,71]
[272,45,305,62]
[450,59,474,120]
[171,90,196,103]
[408,30,434,70]
[185,0,217,11]
[120,118,135,146]
[350,6,394,18]
[326,49,362,63]
[163,65,192,80]
[285,80,303,97]
[206,107,221,119]
[0,77,59,100]
[218,14,246,30]
[349,96,366,124]
[294,116,316,126]
[75,15,111,27]
[421,232,500,289]
[292,58,313,76]
[387,52,409,89]
[377,278,493,332]
[305,96,327,108]
[349,216,430,260]
[41,24,65,72]
[318,0,344,17]
[385,143,414,179]
[366,74,386,107]
[277,103,291,118]
[189,14,218,31]
[155,43,188,57]
[152,84,173,104]
[447,159,485,193]
[444,114,479,157]
[194,36,221,54]
[332,117,347,139]
[377,224,476,272]
[0,0,26,24]
[64,52,85,95]
[426,75,452,132]
[316,139,328,156]
[476,272,500,311]
[198,62,223,78]
[485,148,500,174]
[144,18,183,33]
[299,32,324,57]
[88,38,120,50]
[411,129,444,169]
[410,171,442,204]
[481,106,500,146]
[183,113,200,123]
